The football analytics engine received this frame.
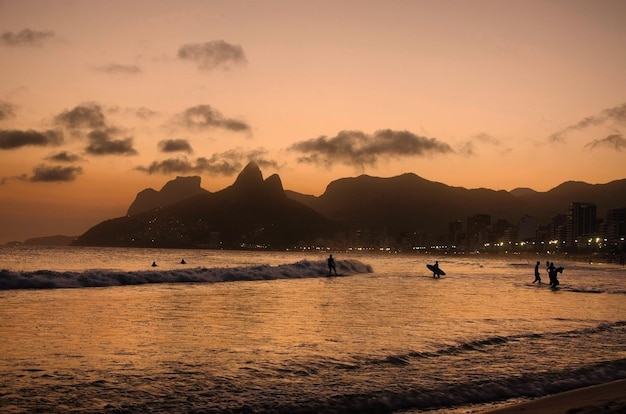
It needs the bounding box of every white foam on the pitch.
[0,259,373,290]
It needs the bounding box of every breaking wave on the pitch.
[0,259,373,290]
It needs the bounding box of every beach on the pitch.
[483,379,626,413]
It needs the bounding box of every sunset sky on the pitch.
[1,0,625,243]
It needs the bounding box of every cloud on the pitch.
[0,101,17,121]
[289,129,453,168]
[53,102,139,156]
[0,29,55,47]
[175,104,250,133]
[158,138,193,154]
[107,105,159,119]
[45,151,84,163]
[135,107,159,119]
[0,174,28,185]
[178,40,246,71]
[458,132,509,156]
[549,102,626,142]
[86,129,137,156]
[29,164,83,182]
[136,157,196,175]
[136,148,277,175]
[54,103,107,130]
[92,64,142,75]
[584,134,626,152]
[474,133,501,146]
[0,129,63,150]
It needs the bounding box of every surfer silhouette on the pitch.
[327,254,337,275]
[151,261,158,267]
[533,261,541,283]
[432,261,441,278]
[180,259,186,264]
[548,262,564,287]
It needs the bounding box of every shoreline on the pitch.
[481,379,626,413]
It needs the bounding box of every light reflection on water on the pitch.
[0,249,625,413]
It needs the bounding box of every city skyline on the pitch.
[1,0,625,243]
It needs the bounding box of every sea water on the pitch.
[0,246,625,413]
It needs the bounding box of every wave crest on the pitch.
[0,259,373,290]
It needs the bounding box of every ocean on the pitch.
[1,246,625,413]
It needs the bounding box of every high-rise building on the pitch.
[606,208,626,244]
[518,215,537,242]
[566,202,597,246]
[467,214,490,251]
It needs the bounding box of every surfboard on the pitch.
[426,264,446,276]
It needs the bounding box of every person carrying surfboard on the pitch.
[431,261,441,278]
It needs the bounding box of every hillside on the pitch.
[71,164,626,249]
[74,163,338,248]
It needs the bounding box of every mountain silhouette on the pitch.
[74,163,626,249]
[506,179,626,225]
[74,162,338,248]
[288,175,626,240]
[127,175,209,215]
[286,173,526,240]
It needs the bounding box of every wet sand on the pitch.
[482,379,626,413]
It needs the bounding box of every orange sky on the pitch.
[1,0,625,243]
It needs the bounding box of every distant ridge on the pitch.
[510,187,537,198]
[286,172,526,238]
[127,176,208,215]
[74,162,336,248]
[286,175,626,238]
[51,165,626,249]
[22,235,76,246]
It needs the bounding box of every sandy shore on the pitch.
[481,379,626,413]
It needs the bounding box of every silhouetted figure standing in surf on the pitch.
[548,262,564,287]
[327,254,338,275]
[533,261,541,283]
[432,261,441,278]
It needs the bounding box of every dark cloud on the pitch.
[0,129,63,150]
[53,103,139,156]
[158,138,193,154]
[136,157,196,175]
[136,148,277,175]
[29,164,83,182]
[93,64,142,75]
[175,104,250,133]
[46,151,84,163]
[0,101,16,121]
[86,129,137,156]
[290,129,453,168]
[1,29,55,47]
[584,134,626,152]
[54,103,107,130]
[549,102,626,142]
[177,40,246,71]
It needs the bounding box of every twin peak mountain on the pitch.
[74,162,626,248]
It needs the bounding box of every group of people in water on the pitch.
[153,256,565,287]
[533,260,564,287]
